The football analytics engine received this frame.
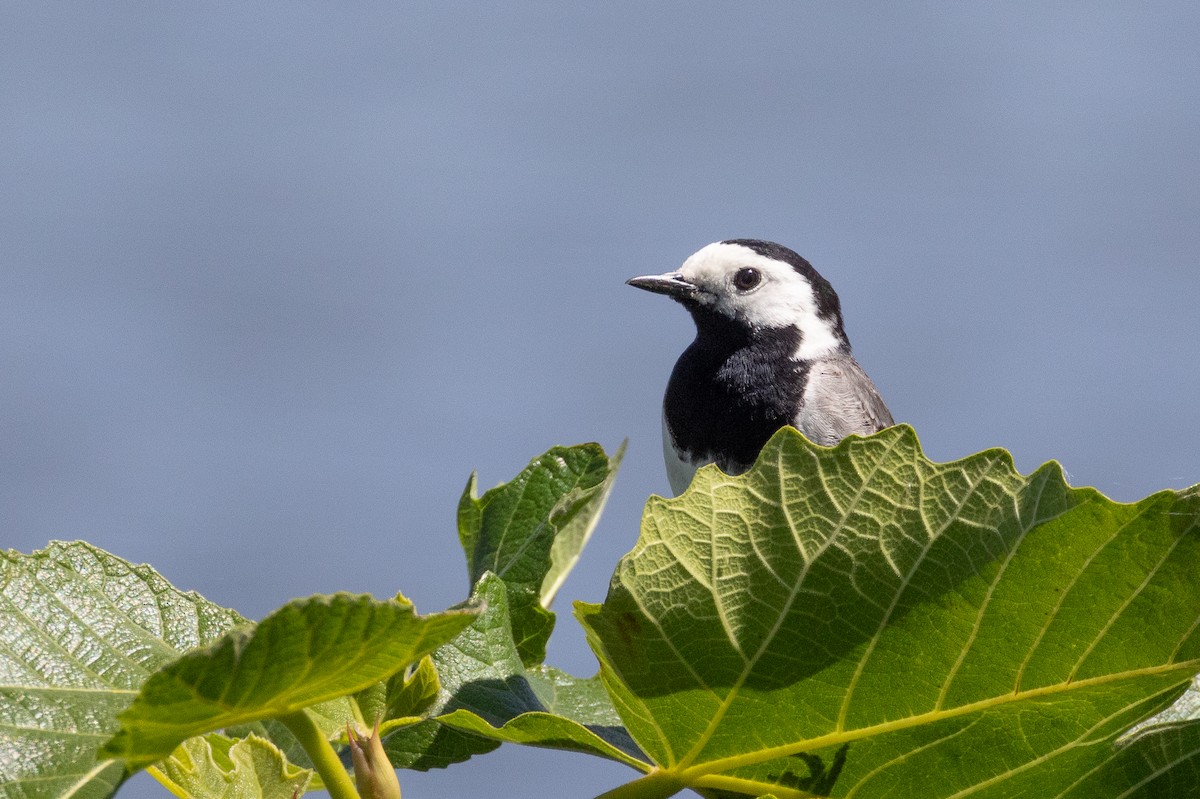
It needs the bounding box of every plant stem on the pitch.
[279,709,361,799]
[593,770,683,799]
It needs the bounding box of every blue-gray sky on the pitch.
[3,4,1199,797]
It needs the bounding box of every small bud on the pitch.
[347,720,401,799]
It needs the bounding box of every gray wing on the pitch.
[794,355,894,446]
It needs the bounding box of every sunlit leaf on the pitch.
[0,541,245,799]
[103,592,476,769]
[147,733,312,799]
[579,426,1200,798]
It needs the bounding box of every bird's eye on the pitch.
[732,267,762,292]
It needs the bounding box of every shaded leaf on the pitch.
[384,573,645,771]
[458,442,624,665]
[1094,720,1200,798]
[0,541,245,799]
[103,592,476,769]
[579,426,1200,798]
[436,706,645,769]
[382,656,441,721]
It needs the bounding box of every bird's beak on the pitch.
[625,272,697,299]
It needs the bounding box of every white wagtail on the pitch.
[628,239,894,495]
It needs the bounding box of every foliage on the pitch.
[0,541,246,798]
[2,430,1198,798]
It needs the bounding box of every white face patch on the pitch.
[678,241,845,360]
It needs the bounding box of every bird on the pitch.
[627,238,894,496]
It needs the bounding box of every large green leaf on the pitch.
[458,442,624,665]
[383,573,646,771]
[578,426,1200,798]
[0,541,246,799]
[102,592,477,769]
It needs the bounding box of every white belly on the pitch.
[662,411,700,496]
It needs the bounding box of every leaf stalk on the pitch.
[279,709,361,799]
[593,770,684,799]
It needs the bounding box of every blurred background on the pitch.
[3,4,1198,797]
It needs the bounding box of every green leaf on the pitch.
[579,426,1200,798]
[458,442,624,665]
[381,655,441,721]
[102,592,477,769]
[229,696,363,776]
[0,541,246,799]
[350,656,441,742]
[379,442,633,771]
[1097,720,1200,797]
[147,733,313,799]
[384,573,646,771]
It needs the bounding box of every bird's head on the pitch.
[627,239,850,360]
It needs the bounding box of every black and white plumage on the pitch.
[628,239,894,495]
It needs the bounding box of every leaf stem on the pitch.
[279,709,361,799]
[593,770,683,799]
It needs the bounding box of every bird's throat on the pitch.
[664,324,810,476]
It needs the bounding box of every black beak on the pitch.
[625,272,697,300]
